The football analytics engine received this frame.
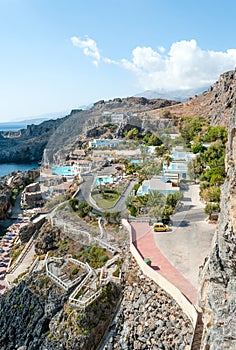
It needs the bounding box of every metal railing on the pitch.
[7,232,36,274]
[69,287,103,309]
[46,256,92,291]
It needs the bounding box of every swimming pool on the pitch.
[129,159,142,164]
[52,166,75,176]
[94,175,114,186]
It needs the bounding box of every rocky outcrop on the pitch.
[43,282,121,350]
[0,169,39,219]
[101,255,193,350]
[0,278,69,350]
[34,221,61,254]
[19,223,37,244]
[0,274,120,350]
[149,69,236,127]
[199,112,236,349]
[0,116,68,163]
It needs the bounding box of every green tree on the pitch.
[191,144,207,154]
[179,116,209,143]
[163,153,172,168]
[155,145,166,157]
[166,192,181,208]
[201,126,227,143]
[201,186,221,203]
[146,134,163,146]
[161,205,174,220]
[204,203,220,220]
[69,198,79,211]
[125,127,139,140]
[77,202,92,217]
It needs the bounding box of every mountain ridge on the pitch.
[134,86,209,102]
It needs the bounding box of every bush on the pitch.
[113,268,120,277]
[205,203,220,219]
[71,268,79,275]
[99,255,108,263]
[69,198,79,211]
[129,205,138,217]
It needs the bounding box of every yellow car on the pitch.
[153,222,169,232]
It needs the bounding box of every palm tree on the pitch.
[163,153,172,168]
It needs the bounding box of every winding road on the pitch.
[78,171,136,214]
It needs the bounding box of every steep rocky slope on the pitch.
[149,69,236,127]
[199,111,236,349]
[0,98,178,164]
[1,70,236,165]
[0,116,69,163]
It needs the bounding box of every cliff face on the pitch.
[199,112,236,348]
[149,69,236,127]
[0,116,68,163]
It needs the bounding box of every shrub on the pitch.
[99,255,108,263]
[71,268,79,275]
[113,268,120,277]
[129,205,138,217]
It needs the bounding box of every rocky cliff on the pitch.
[1,71,236,164]
[149,69,236,127]
[198,109,236,349]
[0,116,68,163]
[0,98,179,164]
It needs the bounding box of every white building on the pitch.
[137,176,179,197]
[73,160,92,174]
[111,113,127,124]
[89,138,122,148]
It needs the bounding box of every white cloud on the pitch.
[122,39,236,90]
[71,36,236,91]
[158,46,166,53]
[71,36,101,65]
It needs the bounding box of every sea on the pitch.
[0,122,39,178]
[0,122,29,131]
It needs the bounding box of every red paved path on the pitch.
[131,222,197,304]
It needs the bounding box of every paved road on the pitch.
[10,191,23,219]
[78,172,135,214]
[153,185,215,289]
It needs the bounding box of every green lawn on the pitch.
[92,191,120,209]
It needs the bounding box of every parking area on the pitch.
[153,185,215,288]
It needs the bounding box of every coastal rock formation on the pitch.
[0,190,12,220]
[19,223,37,244]
[1,71,236,165]
[0,98,179,165]
[0,169,39,219]
[199,111,236,347]
[34,222,61,254]
[0,116,68,163]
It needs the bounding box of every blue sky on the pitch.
[1,0,236,121]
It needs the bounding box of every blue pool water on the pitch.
[129,159,142,164]
[52,166,74,176]
[94,175,114,186]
